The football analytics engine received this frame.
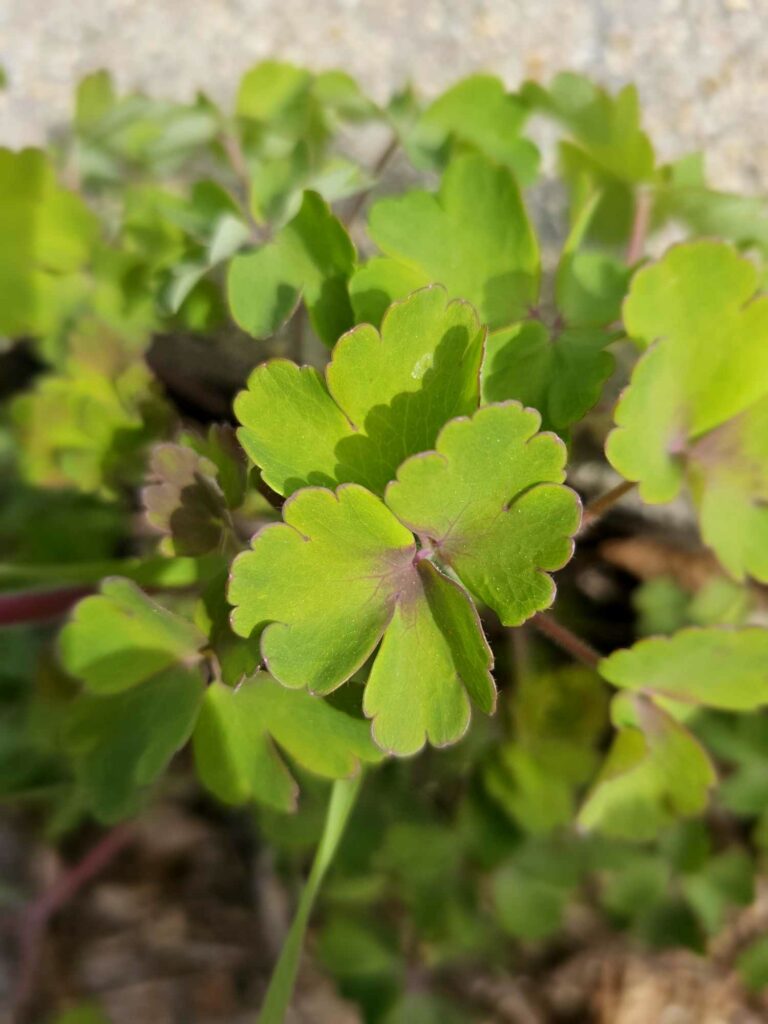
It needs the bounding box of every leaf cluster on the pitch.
[2,63,768,1012]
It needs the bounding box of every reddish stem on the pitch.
[580,479,636,532]
[625,189,652,266]
[13,824,135,1021]
[0,586,92,627]
[529,612,601,670]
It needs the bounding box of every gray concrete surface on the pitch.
[0,0,767,191]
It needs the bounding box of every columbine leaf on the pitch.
[75,69,116,130]
[312,70,379,122]
[608,241,768,502]
[228,483,495,756]
[351,153,539,329]
[523,74,654,245]
[237,61,375,134]
[235,62,376,225]
[524,73,654,183]
[195,570,262,687]
[482,321,613,433]
[193,674,382,811]
[683,848,754,936]
[0,148,99,336]
[235,360,353,494]
[143,427,246,556]
[166,212,251,314]
[405,74,539,184]
[607,242,768,578]
[185,423,248,509]
[227,190,355,345]
[484,666,608,834]
[579,700,715,840]
[229,484,417,690]
[363,559,494,755]
[234,286,485,496]
[73,77,217,186]
[59,577,205,693]
[687,397,768,582]
[600,627,768,711]
[555,249,630,328]
[654,152,768,255]
[477,192,622,432]
[236,61,316,129]
[143,443,230,556]
[67,665,204,822]
[492,846,575,941]
[385,403,581,625]
[555,191,630,317]
[11,322,171,496]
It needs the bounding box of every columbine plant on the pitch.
[3,63,768,1021]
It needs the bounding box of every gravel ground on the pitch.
[0,0,767,191]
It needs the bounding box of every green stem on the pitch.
[257,775,363,1024]
[0,554,214,588]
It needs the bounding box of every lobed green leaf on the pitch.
[193,674,382,811]
[353,153,539,330]
[234,286,485,496]
[59,577,206,693]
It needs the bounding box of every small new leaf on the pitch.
[144,444,229,556]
